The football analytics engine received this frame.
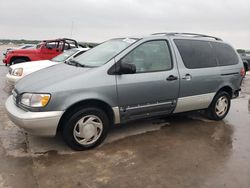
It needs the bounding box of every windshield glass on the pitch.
[73,38,138,67]
[36,43,43,49]
[52,48,79,62]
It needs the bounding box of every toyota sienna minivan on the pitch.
[5,33,244,150]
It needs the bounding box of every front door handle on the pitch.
[182,74,192,81]
[166,75,178,81]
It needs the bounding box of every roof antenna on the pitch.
[70,21,74,38]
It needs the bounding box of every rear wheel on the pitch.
[206,91,231,121]
[62,107,109,151]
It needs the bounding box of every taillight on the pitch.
[240,67,245,77]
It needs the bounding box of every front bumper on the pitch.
[5,96,64,137]
[6,73,20,85]
[2,58,7,65]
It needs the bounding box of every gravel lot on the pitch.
[0,47,250,187]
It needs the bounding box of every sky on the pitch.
[0,0,249,49]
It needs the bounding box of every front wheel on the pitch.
[11,58,27,65]
[206,92,231,121]
[62,107,109,151]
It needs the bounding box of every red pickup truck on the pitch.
[3,38,79,66]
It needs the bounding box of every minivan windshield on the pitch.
[52,48,79,62]
[73,38,138,67]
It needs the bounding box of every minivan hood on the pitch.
[15,63,91,93]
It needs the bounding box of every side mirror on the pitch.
[119,62,136,74]
[108,61,136,75]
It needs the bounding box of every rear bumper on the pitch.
[232,89,241,99]
[5,96,64,137]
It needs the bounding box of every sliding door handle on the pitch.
[182,74,192,81]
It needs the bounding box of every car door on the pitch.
[41,41,62,59]
[115,40,180,122]
[172,39,221,113]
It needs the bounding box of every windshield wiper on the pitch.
[65,60,85,67]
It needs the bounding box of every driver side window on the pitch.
[122,40,172,73]
[45,42,58,49]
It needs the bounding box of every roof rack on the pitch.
[151,32,222,41]
[42,38,79,47]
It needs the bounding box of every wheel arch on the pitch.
[57,99,115,134]
[216,86,233,99]
[10,56,31,64]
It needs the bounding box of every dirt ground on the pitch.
[0,48,250,187]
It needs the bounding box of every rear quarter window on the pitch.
[211,42,239,66]
[174,39,217,69]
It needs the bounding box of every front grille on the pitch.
[12,89,20,105]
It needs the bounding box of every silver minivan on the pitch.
[5,33,244,150]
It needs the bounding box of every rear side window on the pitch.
[211,42,238,66]
[174,39,217,69]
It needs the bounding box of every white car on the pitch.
[6,48,89,85]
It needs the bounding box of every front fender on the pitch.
[60,92,117,111]
[44,85,118,112]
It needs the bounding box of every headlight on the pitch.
[20,93,51,107]
[11,68,23,76]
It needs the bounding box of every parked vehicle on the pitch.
[6,48,89,85]
[237,49,250,74]
[5,33,244,150]
[3,44,35,57]
[2,38,79,66]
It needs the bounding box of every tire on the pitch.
[11,58,27,65]
[206,91,231,121]
[62,107,109,151]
